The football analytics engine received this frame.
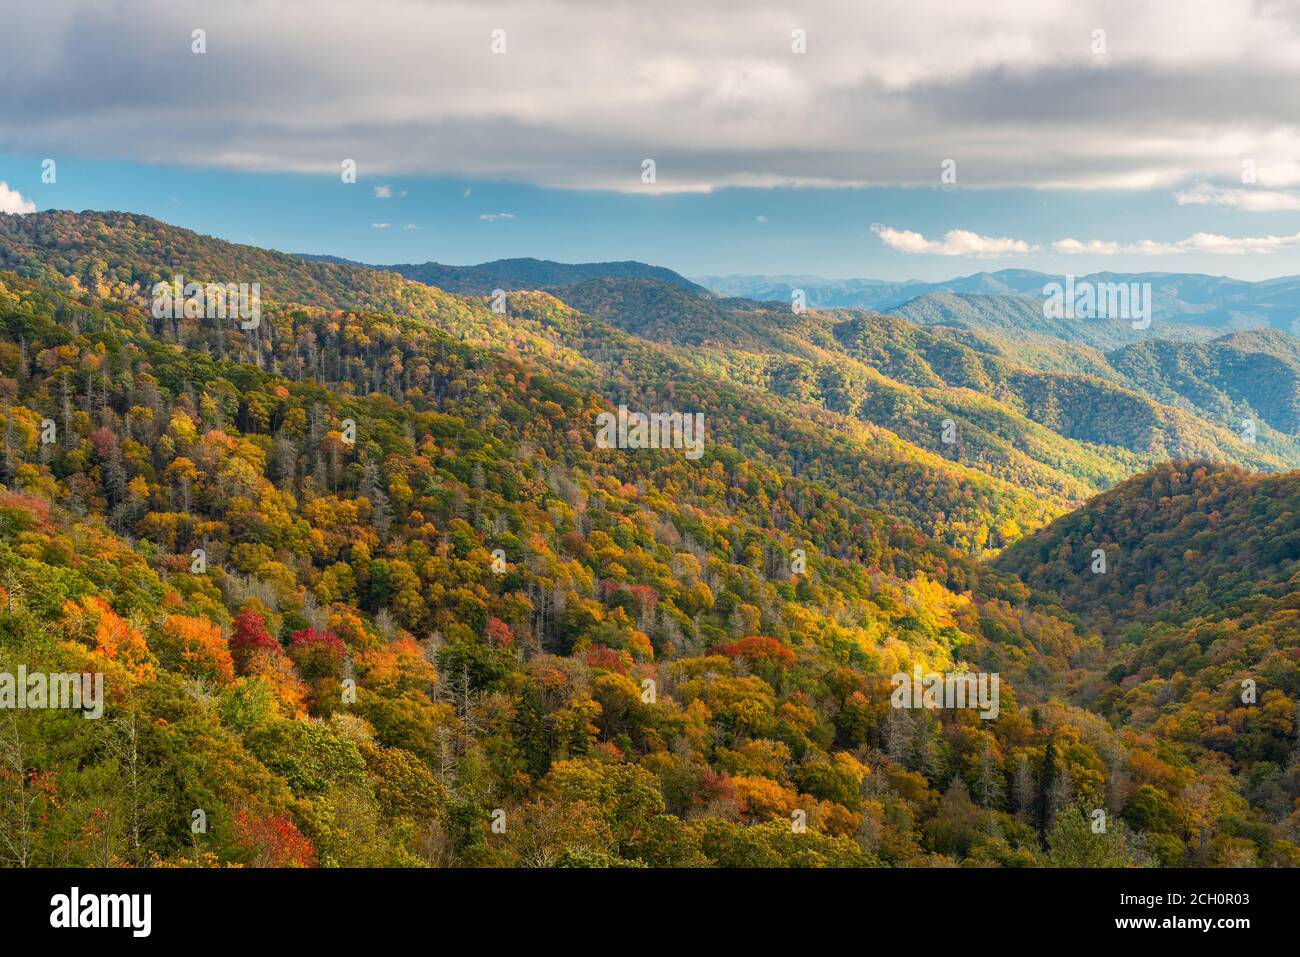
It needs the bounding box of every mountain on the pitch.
[1107,328,1300,437]
[696,268,1300,333]
[0,212,1072,550]
[993,461,1300,863]
[541,277,1299,506]
[690,273,925,310]
[995,461,1300,635]
[2,209,1299,869]
[688,270,1068,310]
[889,292,1215,351]
[6,214,1298,542]
[892,311,1300,444]
[0,210,487,336]
[328,255,708,296]
[0,211,705,310]
[0,219,1102,868]
[551,278,792,351]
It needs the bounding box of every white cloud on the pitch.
[1178,231,1300,254]
[1246,160,1300,188]
[371,222,391,229]
[872,224,1037,256]
[881,225,1300,259]
[374,185,393,198]
[1052,238,1121,255]
[480,212,515,222]
[0,182,36,215]
[1054,231,1300,255]
[1174,184,1300,211]
[5,1,1300,192]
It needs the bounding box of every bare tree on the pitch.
[0,715,36,867]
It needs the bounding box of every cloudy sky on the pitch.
[2,0,1300,279]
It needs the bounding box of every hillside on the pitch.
[889,292,1215,351]
[995,461,1300,636]
[1108,329,1300,437]
[2,211,1298,869]
[553,278,769,349]
[7,214,1297,540]
[383,258,707,296]
[543,277,1296,501]
[993,462,1300,859]
[0,263,1131,868]
[0,212,1070,550]
[0,211,500,340]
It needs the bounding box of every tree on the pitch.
[927,779,981,857]
[231,807,316,867]
[158,614,234,684]
[1047,805,1145,867]
[974,739,1005,809]
[230,607,279,673]
[1037,734,1057,841]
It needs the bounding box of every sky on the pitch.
[2,0,1300,281]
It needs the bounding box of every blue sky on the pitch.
[5,152,1300,282]
[4,0,1300,282]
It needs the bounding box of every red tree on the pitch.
[230,607,279,673]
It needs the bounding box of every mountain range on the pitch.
[694,268,1300,333]
[0,209,1297,869]
[299,252,706,296]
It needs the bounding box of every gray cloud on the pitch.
[3,0,1300,192]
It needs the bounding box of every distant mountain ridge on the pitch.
[300,253,707,296]
[695,268,1300,332]
[538,275,1300,506]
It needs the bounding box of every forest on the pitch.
[0,211,1296,868]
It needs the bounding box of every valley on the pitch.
[0,210,1296,868]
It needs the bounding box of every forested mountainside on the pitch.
[994,462,1300,860]
[890,292,1214,351]
[0,212,1061,552]
[551,277,1297,493]
[996,462,1300,638]
[1107,330,1300,438]
[299,254,707,296]
[383,258,706,296]
[0,211,1297,868]
[887,320,1300,453]
[700,269,1300,331]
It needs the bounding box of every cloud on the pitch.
[0,182,36,215]
[1178,231,1300,254]
[872,224,1037,256]
[881,224,1300,259]
[1174,184,1300,211]
[479,212,515,222]
[1052,238,1121,255]
[755,214,767,223]
[6,1,1300,192]
[373,185,393,198]
[371,222,390,229]
[1054,231,1300,255]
